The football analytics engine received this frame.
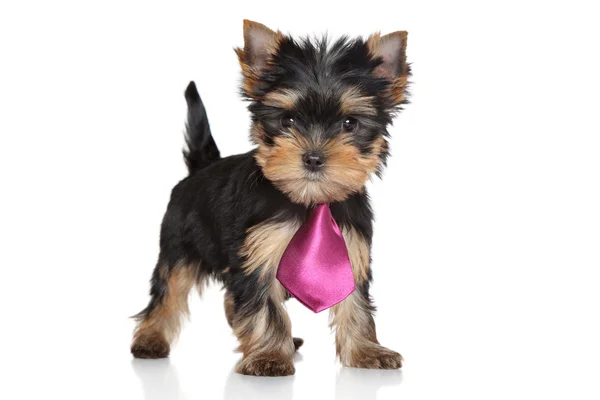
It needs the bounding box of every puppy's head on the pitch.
[236,20,410,205]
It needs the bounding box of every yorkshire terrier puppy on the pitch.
[131,20,410,376]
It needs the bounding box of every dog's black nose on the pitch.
[302,151,325,172]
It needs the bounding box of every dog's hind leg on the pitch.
[131,261,201,359]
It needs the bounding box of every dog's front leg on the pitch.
[329,228,403,369]
[228,277,295,376]
[330,288,403,369]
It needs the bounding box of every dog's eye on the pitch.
[342,117,358,131]
[281,113,296,129]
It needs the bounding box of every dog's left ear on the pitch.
[368,31,410,105]
[235,20,283,99]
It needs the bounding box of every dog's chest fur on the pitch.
[239,216,372,285]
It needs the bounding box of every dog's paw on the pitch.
[237,353,295,376]
[131,332,170,359]
[345,345,403,369]
[293,337,304,351]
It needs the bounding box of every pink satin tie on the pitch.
[277,204,355,313]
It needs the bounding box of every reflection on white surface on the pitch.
[132,352,402,400]
[223,369,295,400]
[222,352,302,400]
[132,358,186,400]
[335,368,403,400]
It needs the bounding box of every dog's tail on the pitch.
[183,81,220,173]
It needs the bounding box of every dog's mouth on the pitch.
[255,134,387,206]
[305,171,324,182]
[259,160,373,205]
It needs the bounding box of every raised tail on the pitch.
[183,81,221,173]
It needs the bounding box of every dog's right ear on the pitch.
[235,20,283,99]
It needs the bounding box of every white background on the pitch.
[1,1,599,399]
